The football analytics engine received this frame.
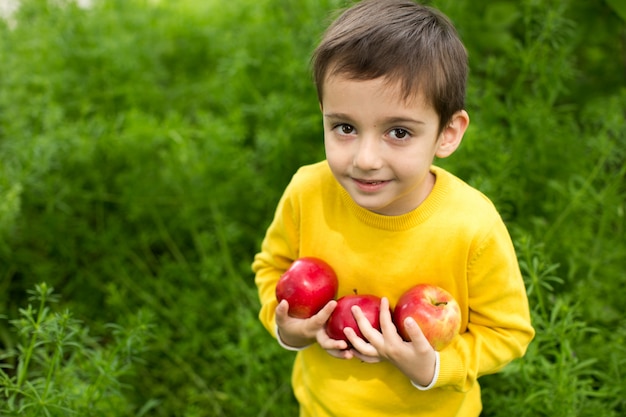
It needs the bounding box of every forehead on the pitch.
[321,72,431,112]
[321,73,441,128]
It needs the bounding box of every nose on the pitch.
[353,136,383,171]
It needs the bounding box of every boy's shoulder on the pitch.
[431,165,501,219]
[277,161,337,206]
[289,160,334,189]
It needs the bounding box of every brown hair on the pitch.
[312,0,468,133]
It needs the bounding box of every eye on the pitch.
[333,123,356,135]
[389,128,410,141]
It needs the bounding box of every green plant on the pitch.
[481,236,621,417]
[0,283,153,416]
[0,0,624,415]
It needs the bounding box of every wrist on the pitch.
[411,351,440,390]
[275,323,313,351]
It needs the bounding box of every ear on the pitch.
[435,110,469,158]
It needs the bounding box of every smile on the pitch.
[352,178,391,192]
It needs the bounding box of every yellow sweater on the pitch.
[253,161,534,417]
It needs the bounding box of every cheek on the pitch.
[324,137,337,162]
[324,135,343,158]
[324,140,353,176]
[323,134,333,157]
[324,145,341,169]
[392,153,430,179]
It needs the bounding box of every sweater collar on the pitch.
[338,166,450,231]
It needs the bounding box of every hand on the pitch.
[275,299,347,352]
[344,297,437,387]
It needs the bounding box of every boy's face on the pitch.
[321,73,465,216]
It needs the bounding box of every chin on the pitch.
[352,197,392,215]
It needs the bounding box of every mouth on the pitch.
[357,179,385,184]
[352,178,391,191]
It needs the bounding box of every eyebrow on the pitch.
[323,112,426,126]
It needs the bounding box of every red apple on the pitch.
[275,257,338,319]
[326,294,382,343]
[393,284,461,351]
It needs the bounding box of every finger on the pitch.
[275,300,290,324]
[378,297,398,336]
[350,305,380,342]
[318,328,349,351]
[403,317,434,352]
[352,349,382,363]
[326,348,354,360]
[343,327,378,358]
[313,299,337,323]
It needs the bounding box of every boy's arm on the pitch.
[252,186,300,338]
[435,220,535,392]
[252,199,297,337]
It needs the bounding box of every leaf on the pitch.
[606,0,626,21]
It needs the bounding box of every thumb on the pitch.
[314,299,337,322]
[404,317,432,350]
[275,300,290,322]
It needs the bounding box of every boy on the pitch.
[252,0,535,416]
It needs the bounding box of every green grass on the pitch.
[1,0,625,415]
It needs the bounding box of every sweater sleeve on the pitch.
[252,180,301,338]
[435,219,535,391]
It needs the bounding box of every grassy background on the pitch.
[0,0,624,416]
